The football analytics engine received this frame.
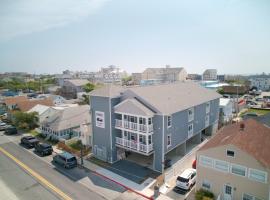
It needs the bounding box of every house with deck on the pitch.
[90,82,221,173]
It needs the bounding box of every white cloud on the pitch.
[0,0,109,41]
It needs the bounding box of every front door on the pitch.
[223,184,233,200]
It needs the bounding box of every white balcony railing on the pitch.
[116,137,153,154]
[115,119,153,133]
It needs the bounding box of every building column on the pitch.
[137,133,140,151]
[146,134,149,153]
[121,114,124,128]
[137,116,140,131]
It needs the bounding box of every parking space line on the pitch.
[0,146,72,200]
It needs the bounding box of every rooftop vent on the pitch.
[240,123,245,131]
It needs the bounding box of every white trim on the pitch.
[109,97,113,163]
[248,168,268,184]
[214,159,229,173]
[188,107,194,122]
[199,155,213,168]
[167,115,172,128]
[202,179,211,190]
[115,111,154,118]
[230,163,247,177]
[162,114,165,173]
[223,184,233,199]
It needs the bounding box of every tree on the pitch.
[83,83,95,93]
[13,111,39,130]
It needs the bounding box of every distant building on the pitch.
[4,96,28,110]
[222,85,249,95]
[217,74,225,82]
[140,66,187,85]
[249,77,270,91]
[131,73,142,85]
[96,65,127,83]
[202,69,217,81]
[16,98,54,112]
[196,119,270,200]
[61,79,89,99]
[187,74,202,80]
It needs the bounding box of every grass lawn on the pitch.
[66,140,82,151]
[241,108,270,116]
[29,129,39,136]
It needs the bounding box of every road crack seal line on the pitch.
[0,146,72,200]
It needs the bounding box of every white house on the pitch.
[219,98,233,123]
[249,77,270,91]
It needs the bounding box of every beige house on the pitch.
[196,119,270,200]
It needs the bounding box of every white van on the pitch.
[176,168,196,190]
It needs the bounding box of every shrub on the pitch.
[195,189,214,200]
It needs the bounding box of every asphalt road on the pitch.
[0,132,126,200]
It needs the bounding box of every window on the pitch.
[214,159,229,172]
[243,193,264,200]
[167,116,172,127]
[188,123,193,138]
[249,168,267,183]
[188,108,194,122]
[199,156,213,168]
[231,164,246,177]
[205,114,210,127]
[167,135,171,147]
[148,135,152,144]
[202,180,211,190]
[206,102,210,113]
[227,150,235,157]
[148,118,152,125]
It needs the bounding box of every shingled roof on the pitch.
[199,119,270,168]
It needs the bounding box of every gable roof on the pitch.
[66,79,89,87]
[90,84,124,98]
[17,98,54,112]
[127,82,221,114]
[27,104,50,115]
[199,119,270,168]
[42,105,90,131]
[4,96,28,106]
[114,98,154,116]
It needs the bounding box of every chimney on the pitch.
[240,123,245,131]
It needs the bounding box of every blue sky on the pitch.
[0,0,269,74]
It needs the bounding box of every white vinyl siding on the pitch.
[214,159,229,172]
[231,164,247,177]
[248,168,268,183]
[199,156,213,168]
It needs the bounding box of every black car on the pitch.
[21,136,39,148]
[4,126,17,135]
[35,143,53,156]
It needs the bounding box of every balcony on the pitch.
[115,119,153,133]
[115,137,153,154]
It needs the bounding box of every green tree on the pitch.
[83,83,95,93]
[13,111,39,130]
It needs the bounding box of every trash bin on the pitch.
[153,185,160,199]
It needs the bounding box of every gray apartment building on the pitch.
[90,82,221,173]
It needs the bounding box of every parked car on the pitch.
[52,152,77,169]
[164,159,172,169]
[4,126,17,135]
[35,143,53,156]
[21,136,39,148]
[176,168,196,190]
[0,122,7,131]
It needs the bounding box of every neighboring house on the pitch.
[37,94,66,105]
[202,69,217,81]
[4,96,28,110]
[141,66,187,83]
[16,98,54,112]
[249,77,270,91]
[40,105,91,144]
[61,79,89,99]
[27,104,50,124]
[219,98,233,123]
[196,119,270,200]
[90,82,221,173]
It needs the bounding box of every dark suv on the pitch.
[4,126,17,135]
[52,152,77,169]
[21,136,39,148]
[35,143,53,156]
